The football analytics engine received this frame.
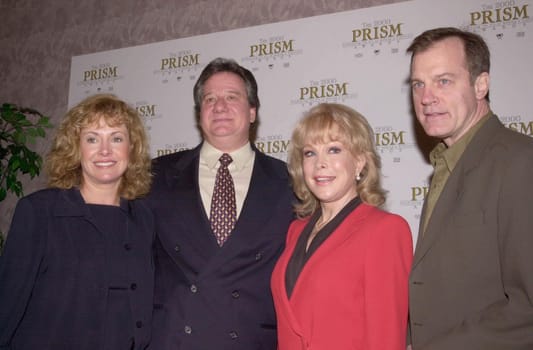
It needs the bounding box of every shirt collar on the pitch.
[200,141,254,171]
[429,111,492,173]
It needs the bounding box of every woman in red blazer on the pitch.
[271,103,413,350]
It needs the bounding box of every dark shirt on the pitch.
[285,196,362,298]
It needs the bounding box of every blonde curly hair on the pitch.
[288,103,385,218]
[46,94,151,199]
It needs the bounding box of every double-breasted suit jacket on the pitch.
[146,144,294,350]
[409,114,533,349]
[271,203,413,350]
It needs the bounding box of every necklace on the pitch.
[314,218,328,231]
[307,217,330,251]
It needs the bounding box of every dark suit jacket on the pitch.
[409,113,533,350]
[147,144,294,350]
[0,188,155,350]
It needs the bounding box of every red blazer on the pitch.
[271,203,413,350]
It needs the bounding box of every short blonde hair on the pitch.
[288,103,385,218]
[46,94,152,199]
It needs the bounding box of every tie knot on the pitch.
[219,153,233,167]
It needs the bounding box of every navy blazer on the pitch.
[147,144,294,350]
[0,188,155,350]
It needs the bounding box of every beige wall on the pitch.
[0,0,403,235]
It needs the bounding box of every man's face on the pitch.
[199,72,256,152]
[410,37,489,146]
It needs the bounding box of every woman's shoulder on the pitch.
[23,187,64,198]
[355,203,408,222]
[16,187,70,206]
[347,203,412,242]
[289,216,311,229]
[14,188,86,219]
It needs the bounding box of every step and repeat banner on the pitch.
[69,0,532,244]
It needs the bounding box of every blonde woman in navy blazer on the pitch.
[0,94,154,350]
[271,103,413,350]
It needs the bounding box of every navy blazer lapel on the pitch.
[235,152,284,237]
[413,115,500,267]
[157,145,220,257]
[162,145,199,189]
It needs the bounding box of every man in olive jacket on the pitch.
[407,27,533,350]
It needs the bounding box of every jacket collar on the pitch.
[52,187,132,218]
[413,112,502,266]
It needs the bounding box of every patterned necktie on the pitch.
[210,153,237,246]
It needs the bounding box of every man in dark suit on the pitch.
[407,27,533,349]
[147,57,294,349]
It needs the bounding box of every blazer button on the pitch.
[255,252,262,261]
[174,245,180,252]
[229,331,238,339]
[231,290,240,299]
[124,243,132,251]
[136,321,143,328]
[190,284,198,293]
[130,283,137,290]
[184,325,192,334]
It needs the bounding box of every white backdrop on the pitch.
[68,0,533,245]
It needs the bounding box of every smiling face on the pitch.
[199,72,256,152]
[302,138,366,213]
[79,117,130,192]
[410,37,490,146]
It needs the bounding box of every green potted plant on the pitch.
[0,103,53,252]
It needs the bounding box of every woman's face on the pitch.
[79,117,130,192]
[302,138,365,212]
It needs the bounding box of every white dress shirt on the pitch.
[199,141,255,219]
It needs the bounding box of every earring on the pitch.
[356,173,361,182]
